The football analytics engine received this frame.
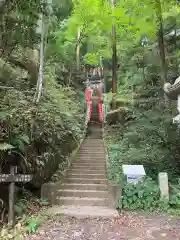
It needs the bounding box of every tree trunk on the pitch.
[34,13,44,103]
[155,0,167,85]
[111,0,117,109]
[76,28,81,71]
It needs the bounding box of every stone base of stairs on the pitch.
[47,205,118,219]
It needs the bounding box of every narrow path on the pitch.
[26,213,180,239]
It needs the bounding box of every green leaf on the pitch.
[0,143,14,151]
[19,135,30,144]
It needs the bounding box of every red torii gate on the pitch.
[85,86,103,121]
[85,66,103,122]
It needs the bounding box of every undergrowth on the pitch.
[0,211,52,240]
[106,124,180,214]
[117,178,180,213]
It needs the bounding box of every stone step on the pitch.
[86,137,102,139]
[76,155,105,158]
[60,183,108,191]
[76,156,105,159]
[87,135,102,137]
[64,178,107,184]
[68,169,106,174]
[80,145,104,147]
[79,150,104,152]
[71,165,106,169]
[83,139,103,142]
[87,134,102,137]
[73,163,106,167]
[79,146,104,149]
[57,189,108,198]
[47,205,118,218]
[73,163,106,166]
[78,150,104,152]
[79,149,104,151]
[73,161,106,165]
[75,154,105,159]
[84,141,104,143]
[83,141,104,144]
[74,156,105,159]
[80,146,104,149]
[70,165,106,170]
[71,162,106,166]
[55,196,108,206]
[80,147,104,150]
[67,173,106,179]
[75,157,106,160]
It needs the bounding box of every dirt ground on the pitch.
[26,213,180,240]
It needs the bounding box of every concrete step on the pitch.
[83,141,104,144]
[86,137,102,139]
[79,150,104,152]
[57,189,108,198]
[80,147,104,149]
[64,178,107,184]
[78,153,105,155]
[80,146,104,148]
[83,138,103,141]
[67,173,106,179]
[68,169,106,174]
[72,164,106,168]
[73,161,106,165]
[75,157,105,162]
[75,161,105,164]
[71,162,106,166]
[60,183,108,191]
[55,196,108,206]
[79,148,105,151]
[75,153,105,157]
[80,142,103,144]
[70,165,106,171]
[47,205,118,218]
[76,156,105,159]
[47,205,119,219]
[79,147,104,150]
[71,165,106,169]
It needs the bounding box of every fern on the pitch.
[0,143,14,151]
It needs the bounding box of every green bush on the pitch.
[117,178,180,212]
[118,178,161,211]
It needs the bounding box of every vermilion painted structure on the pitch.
[85,84,103,122]
[84,65,104,122]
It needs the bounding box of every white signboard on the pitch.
[122,165,146,184]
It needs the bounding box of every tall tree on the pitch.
[155,0,167,84]
[111,0,117,109]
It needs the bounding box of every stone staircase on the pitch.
[46,102,118,218]
[55,136,108,206]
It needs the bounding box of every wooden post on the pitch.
[0,166,33,225]
[8,166,17,224]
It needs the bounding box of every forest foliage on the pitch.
[64,0,180,181]
[1,0,180,215]
[64,0,180,209]
[0,0,84,190]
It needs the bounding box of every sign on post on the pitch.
[0,166,33,225]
